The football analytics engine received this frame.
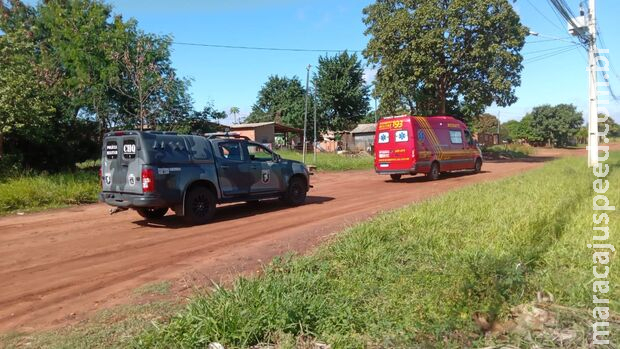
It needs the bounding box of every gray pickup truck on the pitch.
[99,131,310,224]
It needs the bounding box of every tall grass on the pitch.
[0,171,99,214]
[137,153,619,348]
[277,150,373,171]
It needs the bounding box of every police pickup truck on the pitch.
[100,131,310,224]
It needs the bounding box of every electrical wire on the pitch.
[523,45,579,63]
[172,41,362,53]
[525,0,566,33]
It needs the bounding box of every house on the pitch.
[230,122,303,149]
[350,123,377,151]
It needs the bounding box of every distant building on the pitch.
[350,123,377,151]
[230,122,303,148]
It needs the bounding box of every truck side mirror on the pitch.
[273,153,281,162]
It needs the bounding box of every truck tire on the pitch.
[474,158,482,173]
[427,162,440,181]
[390,174,402,181]
[184,186,216,225]
[282,177,307,206]
[136,207,168,219]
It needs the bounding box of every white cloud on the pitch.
[363,67,377,84]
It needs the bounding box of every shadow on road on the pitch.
[133,195,335,229]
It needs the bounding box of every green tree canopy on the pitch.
[313,52,370,131]
[246,75,308,129]
[363,0,527,120]
[528,104,583,147]
[471,113,500,134]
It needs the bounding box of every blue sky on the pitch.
[105,0,619,125]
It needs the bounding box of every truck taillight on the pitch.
[142,167,155,192]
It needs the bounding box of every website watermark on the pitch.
[588,47,614,346]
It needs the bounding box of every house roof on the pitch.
[350,123,377,134]
[230,121,302,134]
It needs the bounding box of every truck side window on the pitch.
[247,143,274,162]
[218,142,244,161]
[449,130,463,144]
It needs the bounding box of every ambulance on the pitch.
[374,115,482,181]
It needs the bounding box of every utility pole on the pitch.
[497,111,501,144]
[587,0,598,167]
[302,64,310,164]
[374,97,378,123]
[313,88,317,163]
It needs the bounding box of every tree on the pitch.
[313,52,370,131]
[246,75,308,129]
[363,0,527,119]
[471,113,500,134]
[0,29,50,158]
[229,106,240,124]
[528,104,583,147]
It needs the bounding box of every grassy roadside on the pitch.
[132,152,619,348]
[0,151,370,216]
[2,154,616,348]
[482,143,533,159]
[277,150,373,171]
[0,171,100,215]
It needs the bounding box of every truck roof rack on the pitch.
[204,132,250,140]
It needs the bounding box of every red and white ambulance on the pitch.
[373,115,482,181]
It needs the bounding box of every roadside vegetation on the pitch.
[278,150,373,172]
[131,152,619,348]
[0,170,99,215]
[481,144,534,160]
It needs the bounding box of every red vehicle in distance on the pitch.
[374,115,483,181]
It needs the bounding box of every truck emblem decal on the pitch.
[417,130,425,141]
[261,169,270,183]
[105,174,111,185]
[128,174,136,186]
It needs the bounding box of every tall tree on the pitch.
[246,75,308,129]
[229,106,240,124]
[0,29,50,158]
[528,104,583,147]
[363,0,527,119]
[313,52,370,131]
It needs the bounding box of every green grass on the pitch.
[0,170,100,215]
[1,301,182,349]
[482,143,534,159]
[134,152,619,348]
[277,150,373,171]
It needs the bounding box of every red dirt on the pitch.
[0,148,601,332]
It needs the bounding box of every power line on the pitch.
[525,0,566,33]
[522,43,581,55]
[171,41,362,53]
[524,45,579,63]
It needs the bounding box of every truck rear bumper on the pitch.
[99,192,167,208]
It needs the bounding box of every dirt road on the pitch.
[0,153,577,332]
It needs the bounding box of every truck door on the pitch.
[463,129,478,168]
[214,141,252,197]
[245,142,283,194]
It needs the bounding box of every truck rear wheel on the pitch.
[184,187,216,225]
[427,162,440,181]
[136,207,168,219]
[282,177,307,206]
[390,174,402,181]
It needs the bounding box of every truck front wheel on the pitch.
[136,207,168,219]
[282,177,307,206]
[184,187,216,225]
